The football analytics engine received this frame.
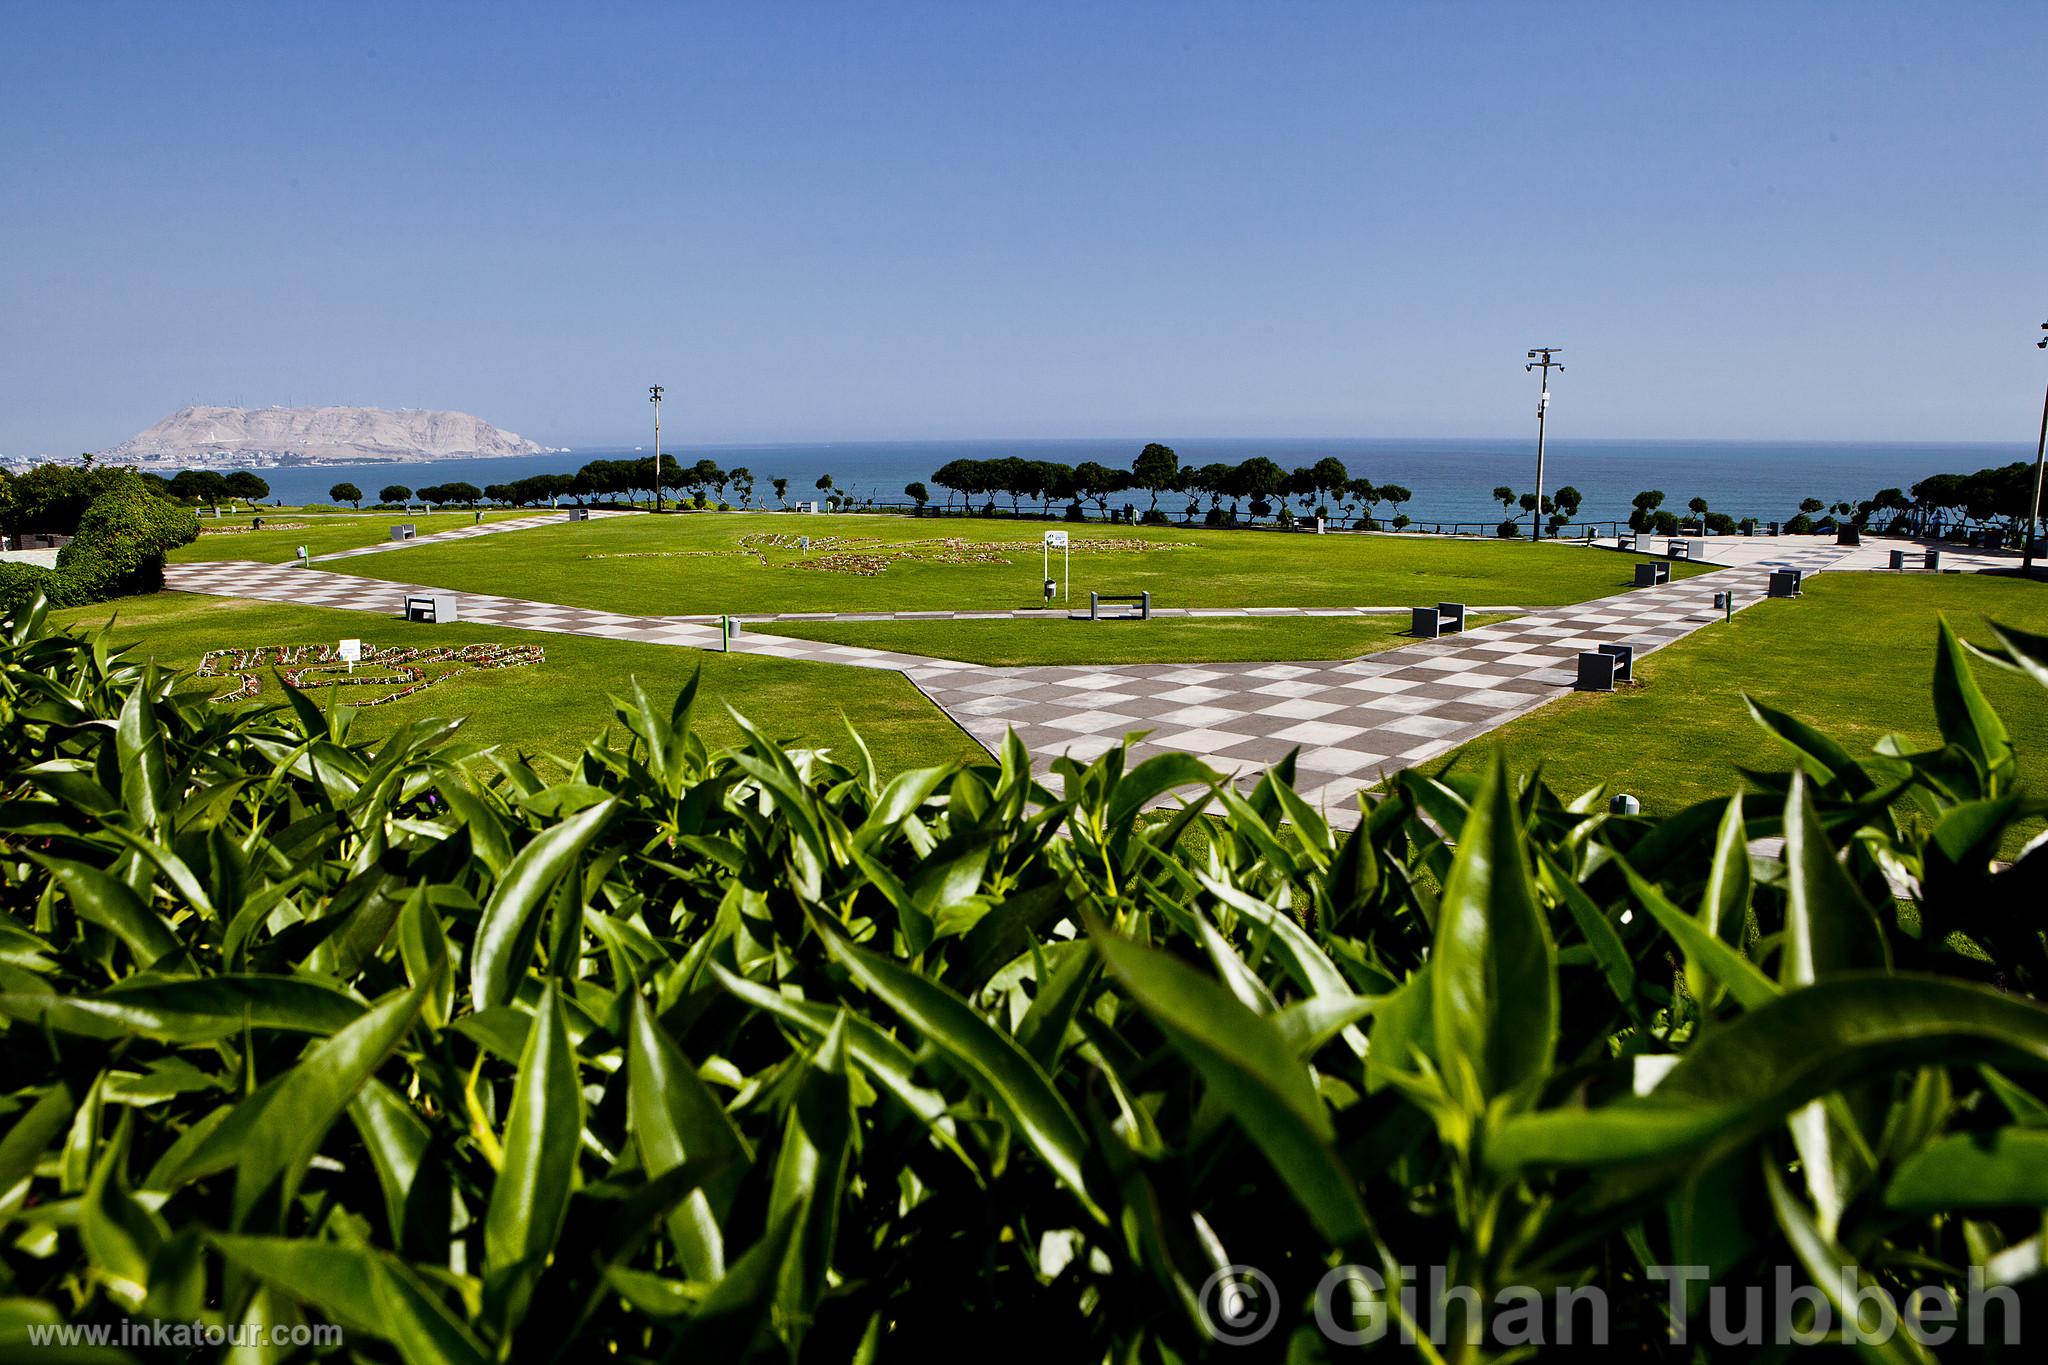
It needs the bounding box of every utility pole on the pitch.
[1525,347,1563,541]
[649,385,664,513]
[2027,323,2047,575]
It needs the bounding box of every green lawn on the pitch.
[318,511,1717,616]
[1435,575,2048,848]
[50,594,982,775]
[172,509,537,563]
[762,612,1515,666]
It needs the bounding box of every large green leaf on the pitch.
[817,922,1098,1216]
[1429,754,1556,1112]
[484,982,583,1274]
[1090,921,1371,1246]
[1885,1127,2048,1212]
[1490,974,2048,1174]
[471,799,617,1009]
[627,994,750,1280]
[1931,615,2016,794]
[230,980,427,1228]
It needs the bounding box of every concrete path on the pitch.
[311,509,629,562]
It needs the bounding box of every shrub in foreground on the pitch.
[1,598,2046,1357]
[0,472,197,616]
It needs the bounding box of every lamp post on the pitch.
[649,385,665,513]
[1525,347,1563,541]
[2027,324,2047,574]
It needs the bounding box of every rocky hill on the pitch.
[99,406,557,467]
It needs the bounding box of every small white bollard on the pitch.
[297,544,310,568]
[1610,793,1641,815]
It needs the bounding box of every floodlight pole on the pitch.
[2027,324,2047,575]
[1525,347,1563,542]
[649,385,665,513]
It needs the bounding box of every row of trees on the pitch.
[1491,484,1584,537]
[928,444,1415,527]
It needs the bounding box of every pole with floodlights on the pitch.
[649,385,665,513]
[1525,347,1563,542]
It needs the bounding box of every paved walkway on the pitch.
[163,528,2013,827]
[311,509,629,562]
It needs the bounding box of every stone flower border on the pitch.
[196,642,545,706]
[198,522,312,537]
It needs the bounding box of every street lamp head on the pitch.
[649,385,664,401]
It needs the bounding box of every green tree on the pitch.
[904,481,930,513]
[1231,457,1285,523]
[223,471,270,504]
[329,482,363,508]
[379,484,412,506]
[1130,442,1179,516]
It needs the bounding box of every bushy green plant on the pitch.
[3,597,2047,1357]
[0,474,197,618]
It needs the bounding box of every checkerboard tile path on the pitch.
[167,555,1793,828]
[312,509,628,561]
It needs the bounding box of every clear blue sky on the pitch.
[3,1,2043,455]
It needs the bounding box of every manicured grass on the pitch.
[762,612,1515,666]
[50,594,983,775]
[171,509,536,564]
[322,511,1717,616]
[1436,574,2048,850]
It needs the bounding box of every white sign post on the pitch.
[1043,529,1070,604]
[337,638,362,675]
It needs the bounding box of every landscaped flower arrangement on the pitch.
[735,532,1195,575]
[196,521,311,536]
[195,640,544,706]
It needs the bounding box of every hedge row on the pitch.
[0,597,2046,1356]
[0,472,197,617]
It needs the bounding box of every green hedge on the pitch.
[1,597,2046,1355]
[0,472,196,618]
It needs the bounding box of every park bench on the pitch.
[389,523,417,541]
[1666,538,1693,560]
[567,508,591,522]
[1087,591,1151,621]
[1575,644,1634,692]
[1767,568,1802,599]
[1634,562,1670,588]
[1889,549,1946,571]
[1615,533,1637,551]
[1409,602,1468,638]
[402,593,460,624]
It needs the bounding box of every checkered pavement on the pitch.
[165,555,1788,827]
[312,509,627,561]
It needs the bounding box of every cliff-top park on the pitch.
[3,5,2046,1360]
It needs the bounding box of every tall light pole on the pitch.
[2027,324,2047,575]
[649,385,664,513]
[1525,347,1563,541]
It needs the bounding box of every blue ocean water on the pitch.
[251,436,2030,527]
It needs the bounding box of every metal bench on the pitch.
[389,523,417,541]
[1634,562,1670,588]
[567,508,590,522]
[1666,538,1692,560]
[1087,591,1151,621]
[402,593,459,623]
[1436,601,1467,633]
[1598,643,1634,682]
[1615,533,1638,552]
[1576,652,1618,691]
[1767,569,1802,599]
[1924,548,1941,571]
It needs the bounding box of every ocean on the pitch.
[247,437,2032,528]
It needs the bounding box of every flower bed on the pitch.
[196,521,311,536]
[195,640,544,706]
[730,532,1194,576]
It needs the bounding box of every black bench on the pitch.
[1087,591,1150,621]
[1767,568,1802,599]
[1634,561,1670,588]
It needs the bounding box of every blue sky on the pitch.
[3,1,2043,454]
